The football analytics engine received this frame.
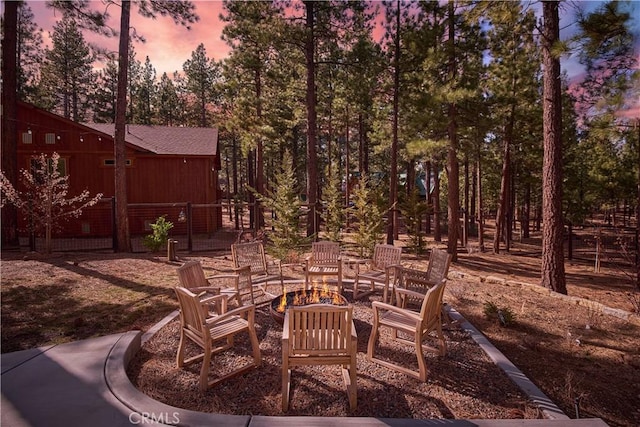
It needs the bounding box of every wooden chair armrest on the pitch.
[385,264,403,273]
[371,300,421,322]
[200,294,227,304]
[282,310,291,340]
[208,273,239,281]
[231,266,251,274]
[394,288,425,300]
[191,286,221,295]
[205,303,255,326]
[209,267,236,274]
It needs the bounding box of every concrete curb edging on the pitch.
[104,330,251,426]
[105,329,612,426]
[107,308,580,424]
[445,306,569,420]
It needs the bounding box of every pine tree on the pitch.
[183,43,219,127]
[257,151,307,262]
[483,2,541,253]
[40,15,95,121]
[541,1,567,294]
[15,3,45,103]
[91,58,118,123]
[352,175,384,258]
[321,161,343,242]
[136,56,157,124]
[157,72,180,126]
[399,188,428,255]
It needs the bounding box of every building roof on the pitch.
[83,123,218,156]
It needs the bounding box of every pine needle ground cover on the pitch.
[1,232,638,426]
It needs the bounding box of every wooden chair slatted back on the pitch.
[419,280,447,330]
[177,261,209,289]
[174,286,207,339]
[372,244,402,271]
[310,241,340,265]
[287,304,353,357]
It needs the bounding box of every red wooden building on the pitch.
[12,101,222,239]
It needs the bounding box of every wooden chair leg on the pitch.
[282,357,291,411]
[415,338,427,382]
[249,326,261,365]
[436,323,447,356]
[200,344,212,391]
[348,354,357,410]
[366,320,379,360]
[176,333,186,368]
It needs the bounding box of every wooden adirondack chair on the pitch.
[304,241,343,293]
[367,278,447,382]
[282,303,357,411]
[352,244,402,302]
[174,286,261,390]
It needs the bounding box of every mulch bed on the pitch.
[127,288,540,419]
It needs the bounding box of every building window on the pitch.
[45,133,56,144]
[103,159,132,166]
[81,222,91,234]
[22,132,32,144]
[30,157,68,180]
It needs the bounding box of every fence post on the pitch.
[167,239,178,262]
[187,202,192,252]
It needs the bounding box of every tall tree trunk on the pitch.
[446,0,459,261]
[494,108,514,254]
[387,0,400,245]
[425,161,432,234]
[463,156,469,247]
[304,1,318,237]
[434,163,442,242]
[471,161,477,223]
[523,182,531,238]
[477,153,485,251]
[114,0,132,252]
[541,1,567,294]
[1,0,19,247]
[635,119,639,289]
[247,150,255,229]
[255,68,264,228]
[358,114,364,175]
[345,132,350,230]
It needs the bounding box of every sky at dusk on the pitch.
[23,1,631,75]
[27,0,232,75]
[18,0,640,117]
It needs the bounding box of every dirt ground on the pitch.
[2,231,639,426]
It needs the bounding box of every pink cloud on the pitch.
[28,0,230,75]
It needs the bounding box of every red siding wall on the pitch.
[13,103,221,238]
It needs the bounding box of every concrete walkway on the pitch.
[1,320,610,426]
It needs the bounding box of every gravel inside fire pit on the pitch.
[127,289,540,419]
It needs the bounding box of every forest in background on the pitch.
[2,1,639,291]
